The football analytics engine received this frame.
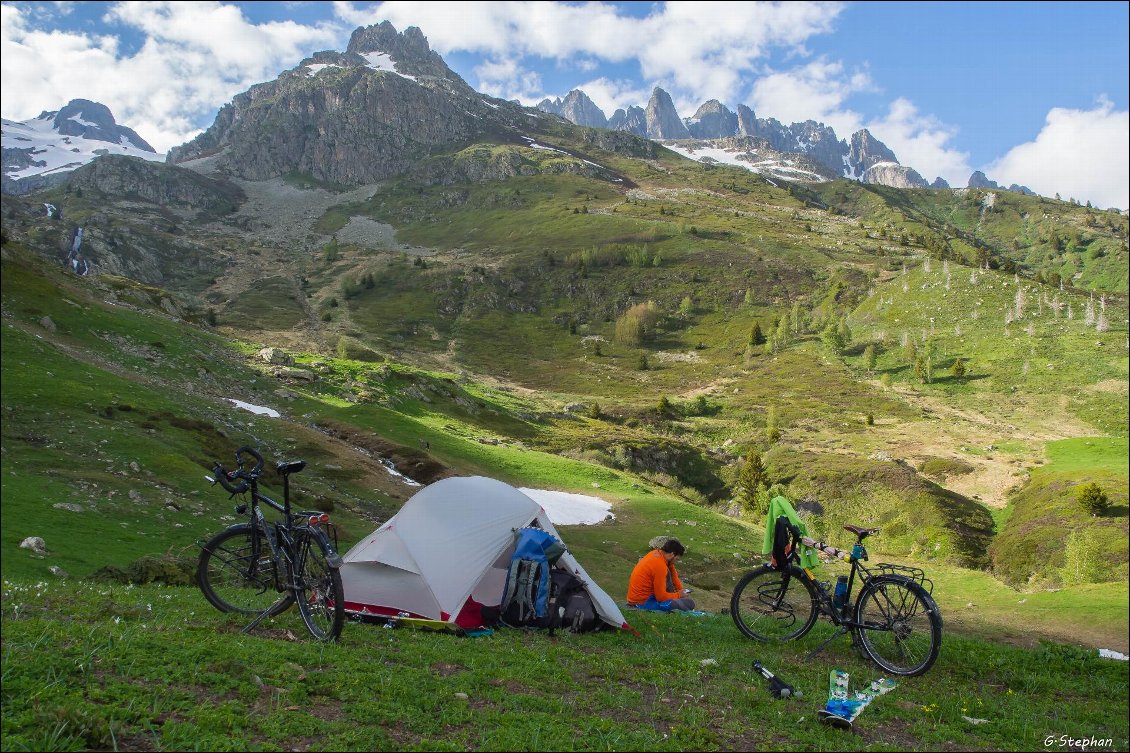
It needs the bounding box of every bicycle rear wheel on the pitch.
[292,527,345,642]
[730,564,818,641]
[197,524,293,617]
[855,575,942,676]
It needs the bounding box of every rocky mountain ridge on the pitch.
[536,87,1032,195]
[164,21,647,188]
[0,22,1041,200]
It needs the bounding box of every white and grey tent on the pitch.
[340,476,631,631]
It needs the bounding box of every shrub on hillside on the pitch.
[749,320,766,346]
[919,457,976,480]
[614,301,660,347]
[951,357,967,380]
[1077,482,1110,516]
[820,323,846,355]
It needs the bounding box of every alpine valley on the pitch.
[1,22,1127,752]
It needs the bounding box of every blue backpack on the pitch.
[500,528,566,626]
[498,528,601,633]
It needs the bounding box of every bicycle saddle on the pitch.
[843,525,880,539]
[276,460,307,475]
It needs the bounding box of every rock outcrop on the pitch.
[46,100,155,152]
[537,90,608,128]
[167,22,506,184]
[863,161,929,189]
[848,129,899,177]
[645,88,691,140]
[65,155,244,215]
[968,170,996,189]
[968,170,1035,195]
[736,104,757,137]
[685,100,738,139]
[609,106,648,136]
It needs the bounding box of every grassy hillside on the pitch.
[5,140,1128,581]
[989,437,1129,587]
[2,235,1126,626]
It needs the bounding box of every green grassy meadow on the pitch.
[2,578,1128,753]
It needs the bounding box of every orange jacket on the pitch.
[627,549,684,604]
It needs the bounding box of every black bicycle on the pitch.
[730,520,943,676]
[196,446,345,641]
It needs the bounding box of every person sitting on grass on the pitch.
[626,537,695,612]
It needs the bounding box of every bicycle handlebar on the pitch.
[234,445,264,476]
[210,461,249,494]
[207,446,265,495]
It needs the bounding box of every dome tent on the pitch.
[340,476,630,631]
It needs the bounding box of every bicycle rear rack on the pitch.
[874,563,933,594]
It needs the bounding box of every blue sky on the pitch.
[2,1,1127,207]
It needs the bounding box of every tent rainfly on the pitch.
[340,476,631,630]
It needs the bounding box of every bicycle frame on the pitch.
[790,531,934,639]
[243,479,296,585]
[793,535,871,628]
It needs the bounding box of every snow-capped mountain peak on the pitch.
[2,99,163,194]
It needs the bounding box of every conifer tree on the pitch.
[951,357,967,381]
[1077,482,1109,516]
[820,323,846,355]
[749,320,766,346]
[736,449,768,513]
[791,301,804,333]
[837,316,852,347]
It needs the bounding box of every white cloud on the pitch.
[336,1,645,60]
[473,57,544,102]
[634,1,842,105]
[986,99,1129,210]
[1,1,342,152]
[750,59,867,133]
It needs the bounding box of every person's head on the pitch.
[660,538,686,560]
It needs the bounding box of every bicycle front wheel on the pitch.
[197,524,293,617]
[292,528,345,642]
[730,564,818,641]
[855,575,942,676]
